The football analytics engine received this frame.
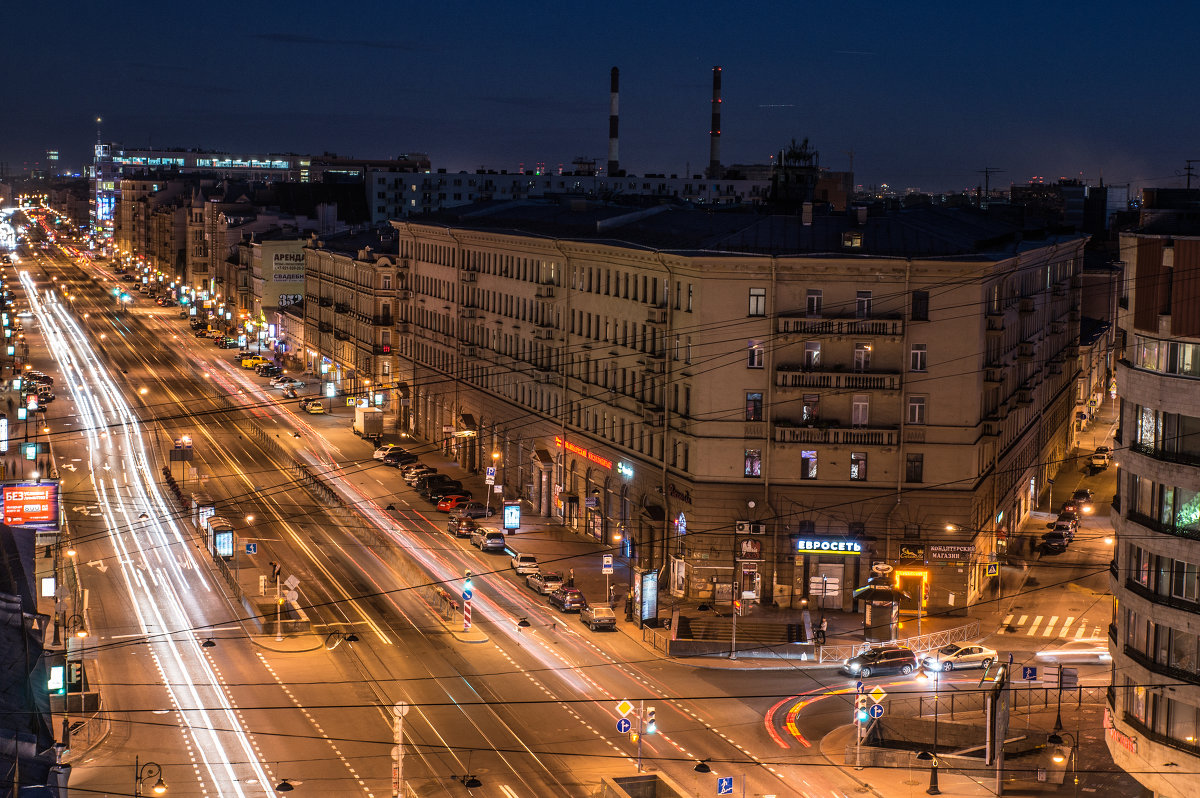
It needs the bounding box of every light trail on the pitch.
[22,272,276,797]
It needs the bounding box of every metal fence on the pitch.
[812,622,981,663]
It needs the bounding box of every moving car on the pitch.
[526,571,563,594]
[923,643,997,671]
[1072,488,1095,513]
[510,553,539,574]
[447,516,478,537]
[470,529,506,552]
[299,399,325,414]
[581,606,617,631]
[548,587,588,612]
[1035,639,1113,664]
[841,645,918,678]
[274,377,304,389]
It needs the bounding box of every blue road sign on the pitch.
[616,717,632,734]
[245,542,257,555]
[986,563,999,576]
[1022,666,1037,681]
[856,680,864,693]
[717,777,734,795]
[869,703,885,719]
[461,588,473,602]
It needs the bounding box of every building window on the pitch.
[745,392,763,422]
[801,450,818,479]
[806,289,822,316]
[852,395,869,427]
[851,451,867,480]
[747,340,764,368]
[856,290,873,318]
[911,290,929,321]
[744,449,762,477]
[910,344,927,372]
[802,394,820,422]
[748,287,766,317]
[804,341,821,369]
[905,453,924,483]
[907,395,927,425]
[853,342,871,372]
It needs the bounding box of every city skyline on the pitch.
[8,1,1200,192]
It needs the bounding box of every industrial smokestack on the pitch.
[607,67,620,176]
[707,66,722,179]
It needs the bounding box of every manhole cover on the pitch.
[903,780,921,786]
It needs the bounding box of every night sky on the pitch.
[6,1,1199,192]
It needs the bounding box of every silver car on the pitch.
[923,643,997,671]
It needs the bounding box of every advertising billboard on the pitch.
[502,501,521,531]
[2,482,60,529]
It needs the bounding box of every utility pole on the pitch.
[976,167,1005,209]
[1185,160,1199,190]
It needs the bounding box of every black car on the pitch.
[383,451,418,467]
[840,645,918,678]
[257,364,282,377]
[447,516,478,537]
[1041,531,1070,553]
[425,482,465,501]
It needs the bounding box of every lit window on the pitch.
[801,450,818,479]
[744,449,762,478]
[748,287,766,317]
[851,452,867,481]
[747,340,764,369]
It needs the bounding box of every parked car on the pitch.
[429,486,469,504]
[923,643,997,671]
[470,528,506,552]
[414,473,453,492]
[455,501,495,519]
[436,494,472,512]
[1072,488,1095,513]
[1051,519,1077,541]
[526,571,563,595]
[840,645,919,678]
[1041,531,1070,553]
[581,605,617,631]
[1089,452,1109,471]
[447,516,478,538]
[510,553,539,574]
[403,466,437,485]
[256,364,281,377]
[1035,639,1113,664]
[383,450,418,467]
[548,587,588,612]
[1060,499,1080,516]
[420,480,462,499]
[1057,509,1081,526]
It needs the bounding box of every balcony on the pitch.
[775,367,901,391]
[1130,441,1200,469]
[643,406,665,427]
[319,297,333,307]
[535,285,556,298]
[318,322,333,334]
[777,314,904,338]
[532,369,562,386]
[774,424,898,446]
[371,315,393,327]
[460,308,479,319]
[1126,509,1200,541]
[984,367,1004,384]
[1123,644,1200,688]
[532,327,554,340]
[1018,341,1035,360]
[1124,577,1200,615]
[372,344,393,356]
[459,270,476,282]
[647,308,667,325]
[335,302,350,314]
[1019,297,1035,314]
[334,330,351,341]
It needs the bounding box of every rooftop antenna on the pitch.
[976,166,1005,209]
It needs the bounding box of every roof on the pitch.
[415,200,1085,260]
[315,229,399,257]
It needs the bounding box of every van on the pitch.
[470,529,506,552]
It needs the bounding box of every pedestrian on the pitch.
[568,568,575,587]
[817,616,828,645]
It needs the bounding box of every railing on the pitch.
[1125,577,1200,615]
[1126,509,1200,541]
[1123,644,1200,687]
[775,369,901,391]
[774,425,899,446]
[1130,441,1200,469]
[905,685,1106,720]
[1123,712,1200,757]
[777,315,904,337]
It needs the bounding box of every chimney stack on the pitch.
[707,66,722,179]
[607,67,620,176]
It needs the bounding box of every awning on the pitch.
[458,413,477,431]
[533,448,554,464]
[641,504,666,522]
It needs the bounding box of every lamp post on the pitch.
[485,451,500,517]
[1048,731,1078,797]
[917,664,941,794]
[134,755,167,795]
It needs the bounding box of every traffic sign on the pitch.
[602,554,614,575]
[1060,666,1079,689]
[986,563,999,577]
[869,686,887,703]
[461,588,473,602]
[616,717,632,734]
[869,703,885,719]
[1021,666,1037,681]
[717,777,734,795]
[856,680,864,693]
[485,466,496,486]
[616,700,634,717]
[245,542,257,555]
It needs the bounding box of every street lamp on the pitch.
[134,756,167,795]
[1048,731,1078,797]
[916,665,941,794]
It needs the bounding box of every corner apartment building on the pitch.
[1107,189,1200,798]
[374,202,1084,613]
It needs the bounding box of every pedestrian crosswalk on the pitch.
[1001,614,1103,639]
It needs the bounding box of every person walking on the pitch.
[568,568,575,587]
[816,615,828,645]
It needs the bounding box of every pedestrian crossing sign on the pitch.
[986,563,999,576]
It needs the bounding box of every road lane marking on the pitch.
[1027,615,1042,635]
[1076,625,1087,639]
[1017,615,1028,627]
[1059,616,1075,636]
[1002,614,1013,627]
[1043,616,1059,636]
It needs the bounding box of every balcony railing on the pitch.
[777,315,904,337]
[774,424,898,446]
[372,315,393,326]
[318,322,332,333]
[775,368,901,391]
[1130,441,1200,469]
[1124,577,1200,615]
[335,302,351,314]
[319,297,333,307]
[1126,509,1200,541]
[1124,644,1200,687]
[1123,712,1200,758]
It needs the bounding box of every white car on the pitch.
[374,444,402,460]
[275,377,304,389]
[923,643,997,671]
[511,554,539,575]
[1035,639,1112,664]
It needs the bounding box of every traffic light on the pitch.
[732,599,742,616]
[854,696,869,723]
[645,706,657,734]
[464,570,473,591]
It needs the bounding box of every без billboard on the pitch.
[2,482,60,529]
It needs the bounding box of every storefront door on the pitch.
[813,563,844,611]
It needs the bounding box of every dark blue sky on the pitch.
[7,1,1199,192]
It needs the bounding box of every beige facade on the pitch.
[387,215,1085,613]
[1108,219,1200,797]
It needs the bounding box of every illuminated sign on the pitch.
[638,569,658,626]
[795,538,861,555]
[213,530,234,558]
[2,482,60,529]
[929,545,975,560]
[503,501,521,530]
[617,461,633,479]
[554,436,612,470]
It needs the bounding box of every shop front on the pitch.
[793,536,864,611]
